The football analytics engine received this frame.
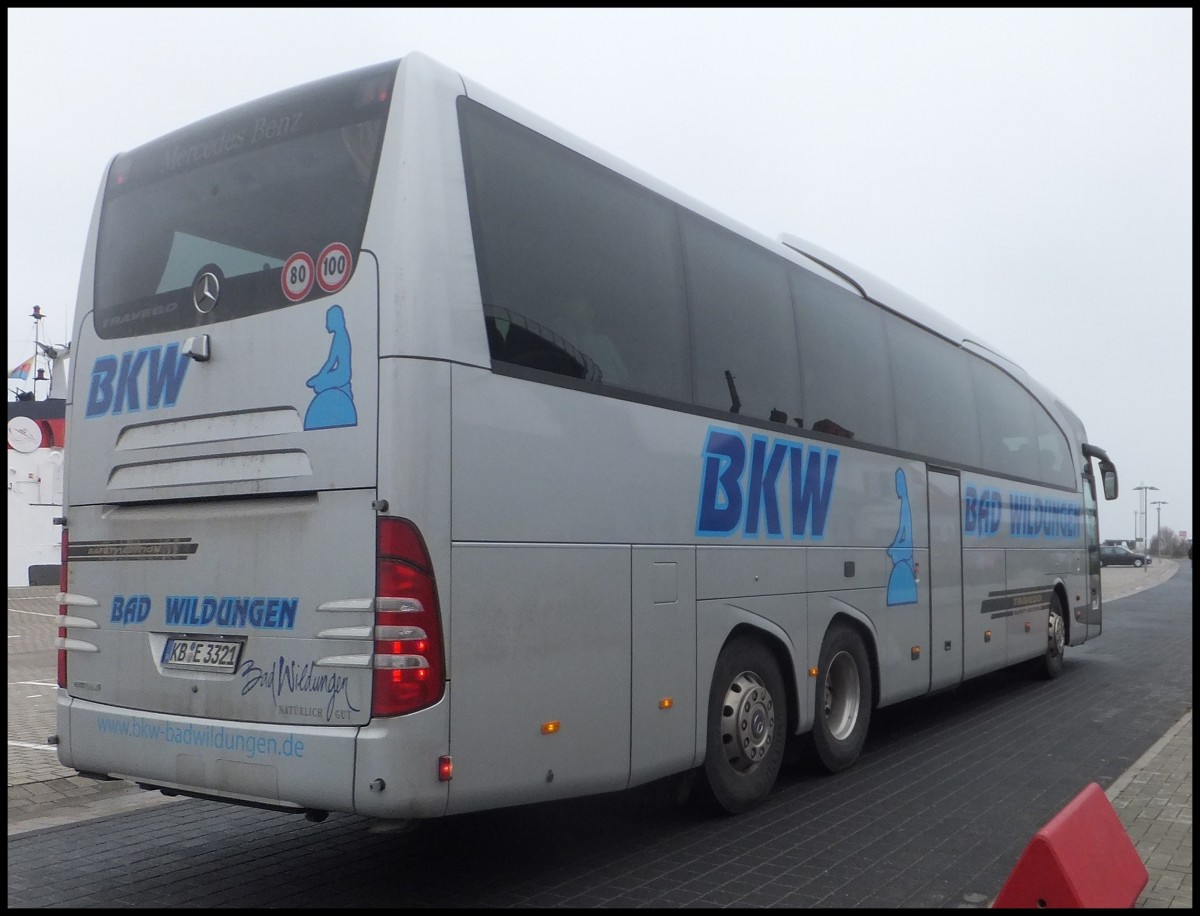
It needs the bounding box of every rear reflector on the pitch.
[57,530,68,688]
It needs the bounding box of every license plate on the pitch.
[161,636,244,673]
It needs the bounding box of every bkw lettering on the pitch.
[696,427,838,539]
[86,342,189,419]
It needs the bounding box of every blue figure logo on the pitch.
[303,304,357,430]
[886,468,918,606]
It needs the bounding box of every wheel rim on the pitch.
[823,650,861,741]
[719,670,775,774]
[1048,608,1065,656]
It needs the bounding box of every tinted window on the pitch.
[969,358,1039,480]
[887,317,980,467]
[94,61,395,339]
[458,97,1079,485]
[791,267,897,447]
[458,98,690,402]
[681,214,801,424]
[1034,405,1075,487]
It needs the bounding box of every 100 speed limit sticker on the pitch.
[281,243,354,302]
[317,242,352,293]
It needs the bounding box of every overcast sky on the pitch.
[7,8,1193,542]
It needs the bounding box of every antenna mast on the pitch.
[32,305,47,399]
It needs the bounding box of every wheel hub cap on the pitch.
[823,650,861,741]
[1048,611,1065,655]
[720,671,775,774]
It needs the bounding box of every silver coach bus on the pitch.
[55,53,1118,821]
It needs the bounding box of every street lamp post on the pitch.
[1151,500,1167,554]
[1132,484,1158,551]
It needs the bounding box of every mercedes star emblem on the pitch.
[193,271,220,314]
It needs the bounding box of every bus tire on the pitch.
[701,636,787,815]
[1040,592,1067,680]
[812,621,872,774]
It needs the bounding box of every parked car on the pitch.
[1099,544,1152,568]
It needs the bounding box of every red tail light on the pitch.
[372,517,445,717]
[57,529,68,688]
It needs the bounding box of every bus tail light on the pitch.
[372,517,445,717]
[57,529,68,688]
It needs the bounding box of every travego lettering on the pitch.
[697,427,838,539]
[85,342,189,419]
[97,301,178,331]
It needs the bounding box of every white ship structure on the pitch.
[8,308,69,587]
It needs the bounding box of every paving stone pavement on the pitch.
[7,560,1192,906]
[1107,709,1193,908]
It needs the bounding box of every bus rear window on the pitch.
[92,61,396,339]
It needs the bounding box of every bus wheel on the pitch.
[812,622,872,774]
[1040,593,1067,680]
[701,636,787,814]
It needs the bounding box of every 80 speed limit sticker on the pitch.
[281,252,315,302]
[317,242,353,293]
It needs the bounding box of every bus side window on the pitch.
[555,293,630,387]
[680,212,801,424]
[791,265,898,450]
[485,315,507,361]
[458,96,690,403]
[502,320,590,380]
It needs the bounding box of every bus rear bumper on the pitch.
[56,691,452,819]
[57,693,360,815]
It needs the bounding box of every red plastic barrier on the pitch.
[992,782,1149,908]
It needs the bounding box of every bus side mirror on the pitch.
[1101,465,1118,501]
[1082,444,1118,501]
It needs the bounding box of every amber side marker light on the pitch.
[541,721,560,735]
